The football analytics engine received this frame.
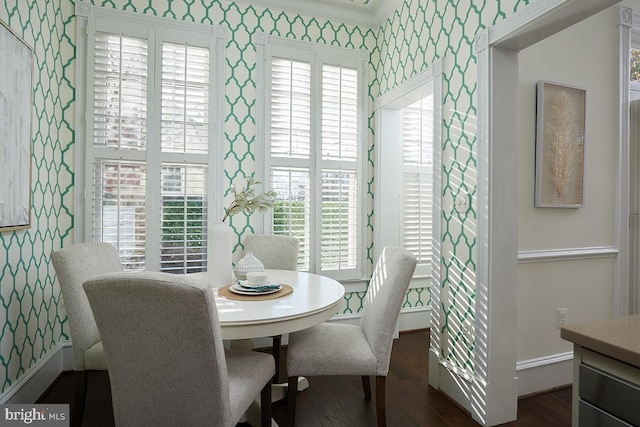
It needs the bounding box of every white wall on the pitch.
[516,4,619,386]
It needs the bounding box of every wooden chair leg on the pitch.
[260,379,272,427]
[375,376,386,427]
[361,375,372,399]
[72,371,87,427]
[272,335,282,383]
[287,376,299,427]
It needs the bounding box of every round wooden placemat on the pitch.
[217,284,293,301]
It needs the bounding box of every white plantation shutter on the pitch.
[93,160,147,270]
[402,95,434,271]
[321,170,358,270]
[86,15,221,273]
[160,164,207,273]
[272,167,311,270]
[270,57,312,271]
[321,64,358,271]
[265,41,366,279]
[161,43,209,154]
[270,58,311,159]
[93,33,148,151]
[321,65,358,161]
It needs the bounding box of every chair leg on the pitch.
[361,375,372,399]
[375,376,386,427]
[72,371,87,427]
[287,376,299,427]
[272,335,282,383]
[260,379,272,427]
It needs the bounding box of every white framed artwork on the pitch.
[0,18,32,230]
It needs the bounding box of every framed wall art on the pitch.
[535,80,586,208]
[0,18,33,230]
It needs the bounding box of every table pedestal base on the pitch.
[272,376,309,402]
[240,377,309,426]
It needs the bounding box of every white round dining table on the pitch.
[194,269,345,340]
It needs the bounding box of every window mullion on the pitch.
[145,27,161,271]
[311,51,323,274]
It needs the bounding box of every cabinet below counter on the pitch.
[561,315,640,427]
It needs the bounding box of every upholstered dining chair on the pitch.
[83,271,275,427]
[285,246,417,427]
[50,242,123,426]
[243,233,300,381]
[243,234,300,271]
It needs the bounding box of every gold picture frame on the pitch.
[0,18,33,231]
[535,81,586,208]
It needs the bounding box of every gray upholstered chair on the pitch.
[286,246,417,427]
[83,271,275,427]
[243,234,300,271]
[243,233,300,382]
[51,242,122,426]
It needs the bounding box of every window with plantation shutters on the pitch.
[402,95,434,269]
[261,37,367,280]
[374,77,435,281]
[79,9,225,273]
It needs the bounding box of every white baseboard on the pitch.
[0,341,73,404]
[516,351,574,397]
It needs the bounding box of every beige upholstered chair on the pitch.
[286,246,417,427]
[243,233,300,381]
[243,234,300,271]
[83,271,275,427]
[51,242,122,426]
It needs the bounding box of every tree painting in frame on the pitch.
[535,81,586,208]
[0,18,32,230]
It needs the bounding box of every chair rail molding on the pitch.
[518,246,619,263]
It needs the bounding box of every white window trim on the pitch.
[74,1,226,259]
[254,32,369,281]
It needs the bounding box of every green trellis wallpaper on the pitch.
[0,0,533,395]
[0,0,74,394]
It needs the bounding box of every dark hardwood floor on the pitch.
[37,330,572,426]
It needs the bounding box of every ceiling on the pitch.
[230,0,402,27]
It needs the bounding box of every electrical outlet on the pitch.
[557,308,568,328]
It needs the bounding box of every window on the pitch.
[77,7,225,272]
[375,76,435,279]
[257,36,368,280]
[402,95,434,270]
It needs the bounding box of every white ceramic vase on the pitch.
[234,251,265,280]
[207,222,233,287]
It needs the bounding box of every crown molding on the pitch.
[228,0,402,28]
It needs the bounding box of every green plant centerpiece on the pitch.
[222,176,277,223]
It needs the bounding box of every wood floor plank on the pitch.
[37,330,572,426]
